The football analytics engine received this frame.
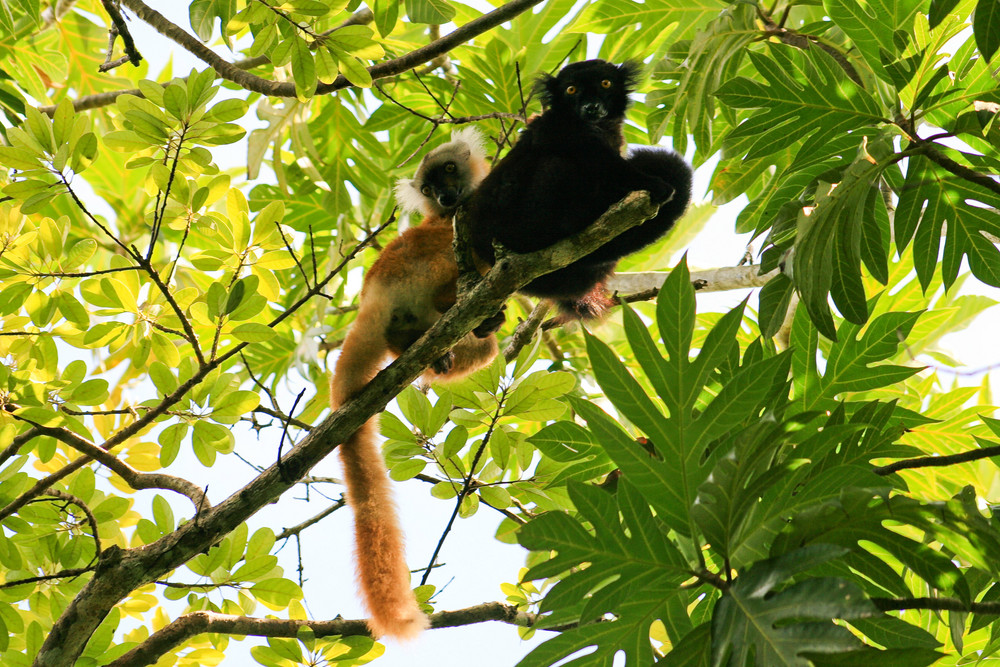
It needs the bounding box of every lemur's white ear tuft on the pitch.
[394,178,425,214]
[449,126,487,164]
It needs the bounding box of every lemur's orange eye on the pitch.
[421,186,432,196]
[565,85,577,95]
[444,162,456,172]
[601,79,612,89]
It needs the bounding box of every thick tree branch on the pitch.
[32,191,658,667]
[105,602,535,667]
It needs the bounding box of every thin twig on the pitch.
[31,489,102,558]
[420,385,509,585]
[0,566,95,590]
[275,498,346,540]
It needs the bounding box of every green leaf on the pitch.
[795,156,885,337]
[758,272,795,339]
[930,0,962,28]
[0,145,44,171]
[328,45,372,87]
[225,279,246,315]
[189,0,235,42]
[212,390,260,419]
[717,45,884,162]
[162,84,188,121]
[896,155,1000,292]
[388,458,426,481]
[193,420,234,455]
[808,648,946,667]
[396,386,431,432]
[660,623,712,666]
[848,615,942,649]
[289,37,317,99]
[285,0,331,17]
[711,545,874,667]
[518,482,689,666]
[821,0,923,82]
[405,0,455,24]
[231,323,276,343]
[373,0,399,36]
[530,421,615,486]
[251,578,302,608]
[158,423,188,466]
[973,0,1000,61]
[63,238,97,270]
[67,379,109,406]
[204,98,248,123]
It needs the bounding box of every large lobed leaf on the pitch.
[517,482,689,667]
[716,45,885,164]
[711,545,877,667]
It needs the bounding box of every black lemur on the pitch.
[463,59,692,318]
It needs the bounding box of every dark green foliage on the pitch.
[516,261,1000,665]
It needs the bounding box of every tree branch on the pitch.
[5,217,389,530]
[105,602,535,667]
[914,142,1000,198]
[37,8,375,115]
[35,488,102,557]
[503,300,551,361]
[99,0,143,70]
[275,498,346,541]
[872,596,1000,615]
[0,566,95,590]
[32,191,658,667]
[873,440,1000,475]
[3,425,207,514]
[114,0,545,100]
[606,265,778,296]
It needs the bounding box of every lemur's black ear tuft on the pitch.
[533,73,558,107]
[618,61,642,92]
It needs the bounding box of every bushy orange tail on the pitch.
[331,312,428,640]
[337,420,429,639]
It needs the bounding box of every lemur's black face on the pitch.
[539,60,639,123]
[419,158,473,213]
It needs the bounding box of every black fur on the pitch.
[464,59,693,316]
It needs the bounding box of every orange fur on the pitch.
[329,130,496,640]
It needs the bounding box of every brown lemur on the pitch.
[329,127,502,640]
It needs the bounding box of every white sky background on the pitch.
[72,3,1000,667]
